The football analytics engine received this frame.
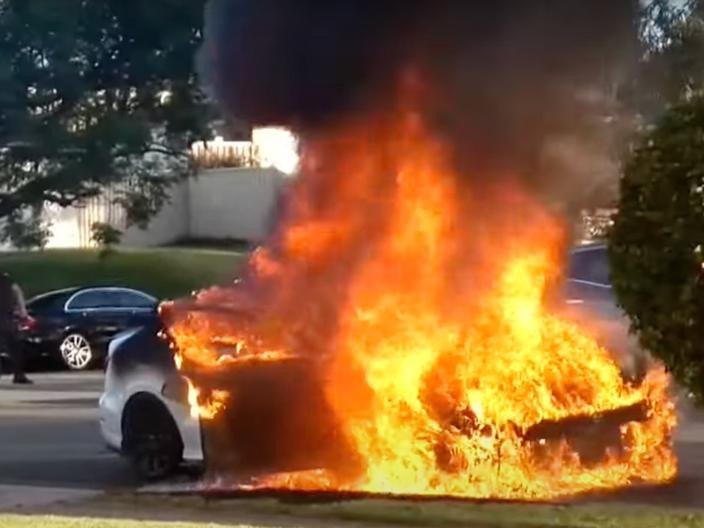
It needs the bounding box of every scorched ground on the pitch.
[163,97,677,500]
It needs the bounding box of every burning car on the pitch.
[159,106,676,500]
[128,0,676,500]
[98,244,672,486]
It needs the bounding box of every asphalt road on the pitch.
[0,372,136,490]
[2,370,704,507]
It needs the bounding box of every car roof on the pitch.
[27,287,81,304]
[68,286,158,298]
[29,286,157,304]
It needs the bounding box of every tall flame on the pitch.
[167,97,677,500]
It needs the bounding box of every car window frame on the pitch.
[64,287,157,313]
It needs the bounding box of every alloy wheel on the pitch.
[60,334,93,370]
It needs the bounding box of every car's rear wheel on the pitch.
[60,333,93,370]
[122,395,183,482]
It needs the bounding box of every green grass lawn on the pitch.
[290,500,704,527]
[4,500,704,528]
[0,518,236,528]
[0,249,247,300]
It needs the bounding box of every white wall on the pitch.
[188,167,286,242]
[44,204,85,248]
[0,167,288,251]
[121,181,189,247]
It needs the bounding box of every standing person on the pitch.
[0,272,32,384]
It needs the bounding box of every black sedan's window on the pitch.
[67,290,113,310]
[66,289,155,311]
[28,292,71,313]
[115,291,156,309]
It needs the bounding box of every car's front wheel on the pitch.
[60,333,94,370]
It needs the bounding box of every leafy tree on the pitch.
[0,0,211,238]
[609,94,704,400]
[610,2,704,400]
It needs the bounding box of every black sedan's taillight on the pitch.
[17,315,38,333]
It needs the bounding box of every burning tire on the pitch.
[122,394,184,481]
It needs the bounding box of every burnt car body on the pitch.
[20,286,159,370]
[101,327,359,481]
[99,244,649,482]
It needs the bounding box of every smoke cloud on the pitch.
[200,0,640,207]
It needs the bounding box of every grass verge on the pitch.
[288,500,704,527]
[0,517,246,528]
[20,493,704,528]
[0,249,247,300]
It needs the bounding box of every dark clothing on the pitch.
[0,273,16,325]
[0,273,29,382]
[0,330,26,381]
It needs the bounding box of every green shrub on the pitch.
[91,222,123,260]
[609,94,704,401]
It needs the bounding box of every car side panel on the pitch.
[100,325,204,462]
[65,288,160,361]
[25,288,159,366]
[67,312,154,363]
[23,291,76,361]
[89,309,131,342]
[101,373,204,462]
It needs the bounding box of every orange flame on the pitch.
[167,99,677,499]
[185,378,230,421]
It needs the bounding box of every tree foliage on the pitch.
[610,2,704,400]
[609,94,704,400]
[0,205,51,249]
[634,0,704,117]
[0,0,211,234]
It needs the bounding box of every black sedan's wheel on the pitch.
[59,333,93,370]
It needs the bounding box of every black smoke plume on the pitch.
[200,0,640,207]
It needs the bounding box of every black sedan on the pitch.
[21,286,159,370]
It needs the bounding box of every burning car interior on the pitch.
[151,0,677,501]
